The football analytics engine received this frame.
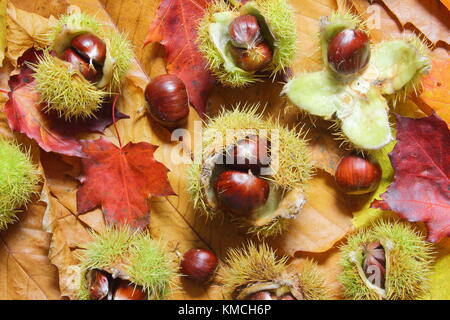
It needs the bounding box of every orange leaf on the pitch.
[420,59,450,127]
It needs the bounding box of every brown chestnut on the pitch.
[60,48,102,82]
[112,279,147,300]
[145,74,190,129]
[230,42,273,72]
[87,269,110,300]
[327,29,370,75]
[225,135,271,174]
[180,248,218,283]
[215,170,270,216]
[229,14,263,49]
[71,33,107,67]
[335,154,381,194]
[246,290,297,300]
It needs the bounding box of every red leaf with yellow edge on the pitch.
[144,0,215,118]
[77,138,175,230]
[420,59,450,128]
[371,113,450,242]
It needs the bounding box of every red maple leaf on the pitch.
[4,49,129,157]
[77,138,175,229]
[371,113,450,242]
[144,0,215,118]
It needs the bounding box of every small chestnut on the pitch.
[71,33,107,67]
[335,154,381,194]
[145,74,190,129]
[229,14,263,49]
[87,269,110,300]
[225,135,271,174]
[60,48,102,82]
[180,248,219,283]
[214,170,270,216]
[112,279,147,300]
[247,291,274,300]
[230,42,273,72]
[327,28,370,75]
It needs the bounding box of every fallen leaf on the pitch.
[4,57,84,157]
[0,0,6,67]
[144,0,215,118]
[6,2,56,66]
[420,58,450,127]
[371,113,450,242]
[378,0,450,45]
[77,138,175,229]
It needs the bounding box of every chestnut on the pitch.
[334,154,381,194]
[247,291,274,300]
[229,14,263,49]
[71,33,107,67]
[230,42,273,72]
[214,170,270,216]
[112,279,147,300]
[60,48,102,82]
[225,135,271,174]
[87,269,110,300]
[180,248,218,283]
[327,28,370,75]
[145,74,190,129]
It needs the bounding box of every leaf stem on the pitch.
[0,88,9,94]
[111,94,123,149]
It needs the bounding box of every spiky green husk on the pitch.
[32,52,107,120]
[220,242,330,300]
[220,242,289,298]
[339,220,434,300]
[0,140,39,230]
[299,259,332,300]
[34,12,133,120]
[187,106,313,237]
[77,227,177,300]
[197,0,296,87]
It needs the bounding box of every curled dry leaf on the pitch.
[378,0,450,46]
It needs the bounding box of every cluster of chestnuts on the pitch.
[228,15,273,72]
[215,135,272,217]
[145,74,190,130]
[60,33,107,83]
[88,269,147,300]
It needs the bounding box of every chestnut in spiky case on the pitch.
[219,242,331,300]
[0,140,40,230]
[187,106,313,238]
[32,11,133,121]
[77,227,177,300]
[197,0,297,87]
[339,220,434,300]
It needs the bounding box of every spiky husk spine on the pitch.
[77,227,177,300]
[220,242,331,300]
[339,220,434,300]
[197,0,296,87]
[0,140,39,230]
[187,106,313,238]
[33,11,133,121]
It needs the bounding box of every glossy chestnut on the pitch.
[71,33,107,67]
[180,248,219,283]
[145,74,190,129]
[112,279,147,300]
[327,29,370,75]
[214,170,270,216]
[60,48,102,82]
[225,135,271,174]
[229,14,263,49]
[230,42,273,72]
[335,154,381,194]
[87,269,110,300]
